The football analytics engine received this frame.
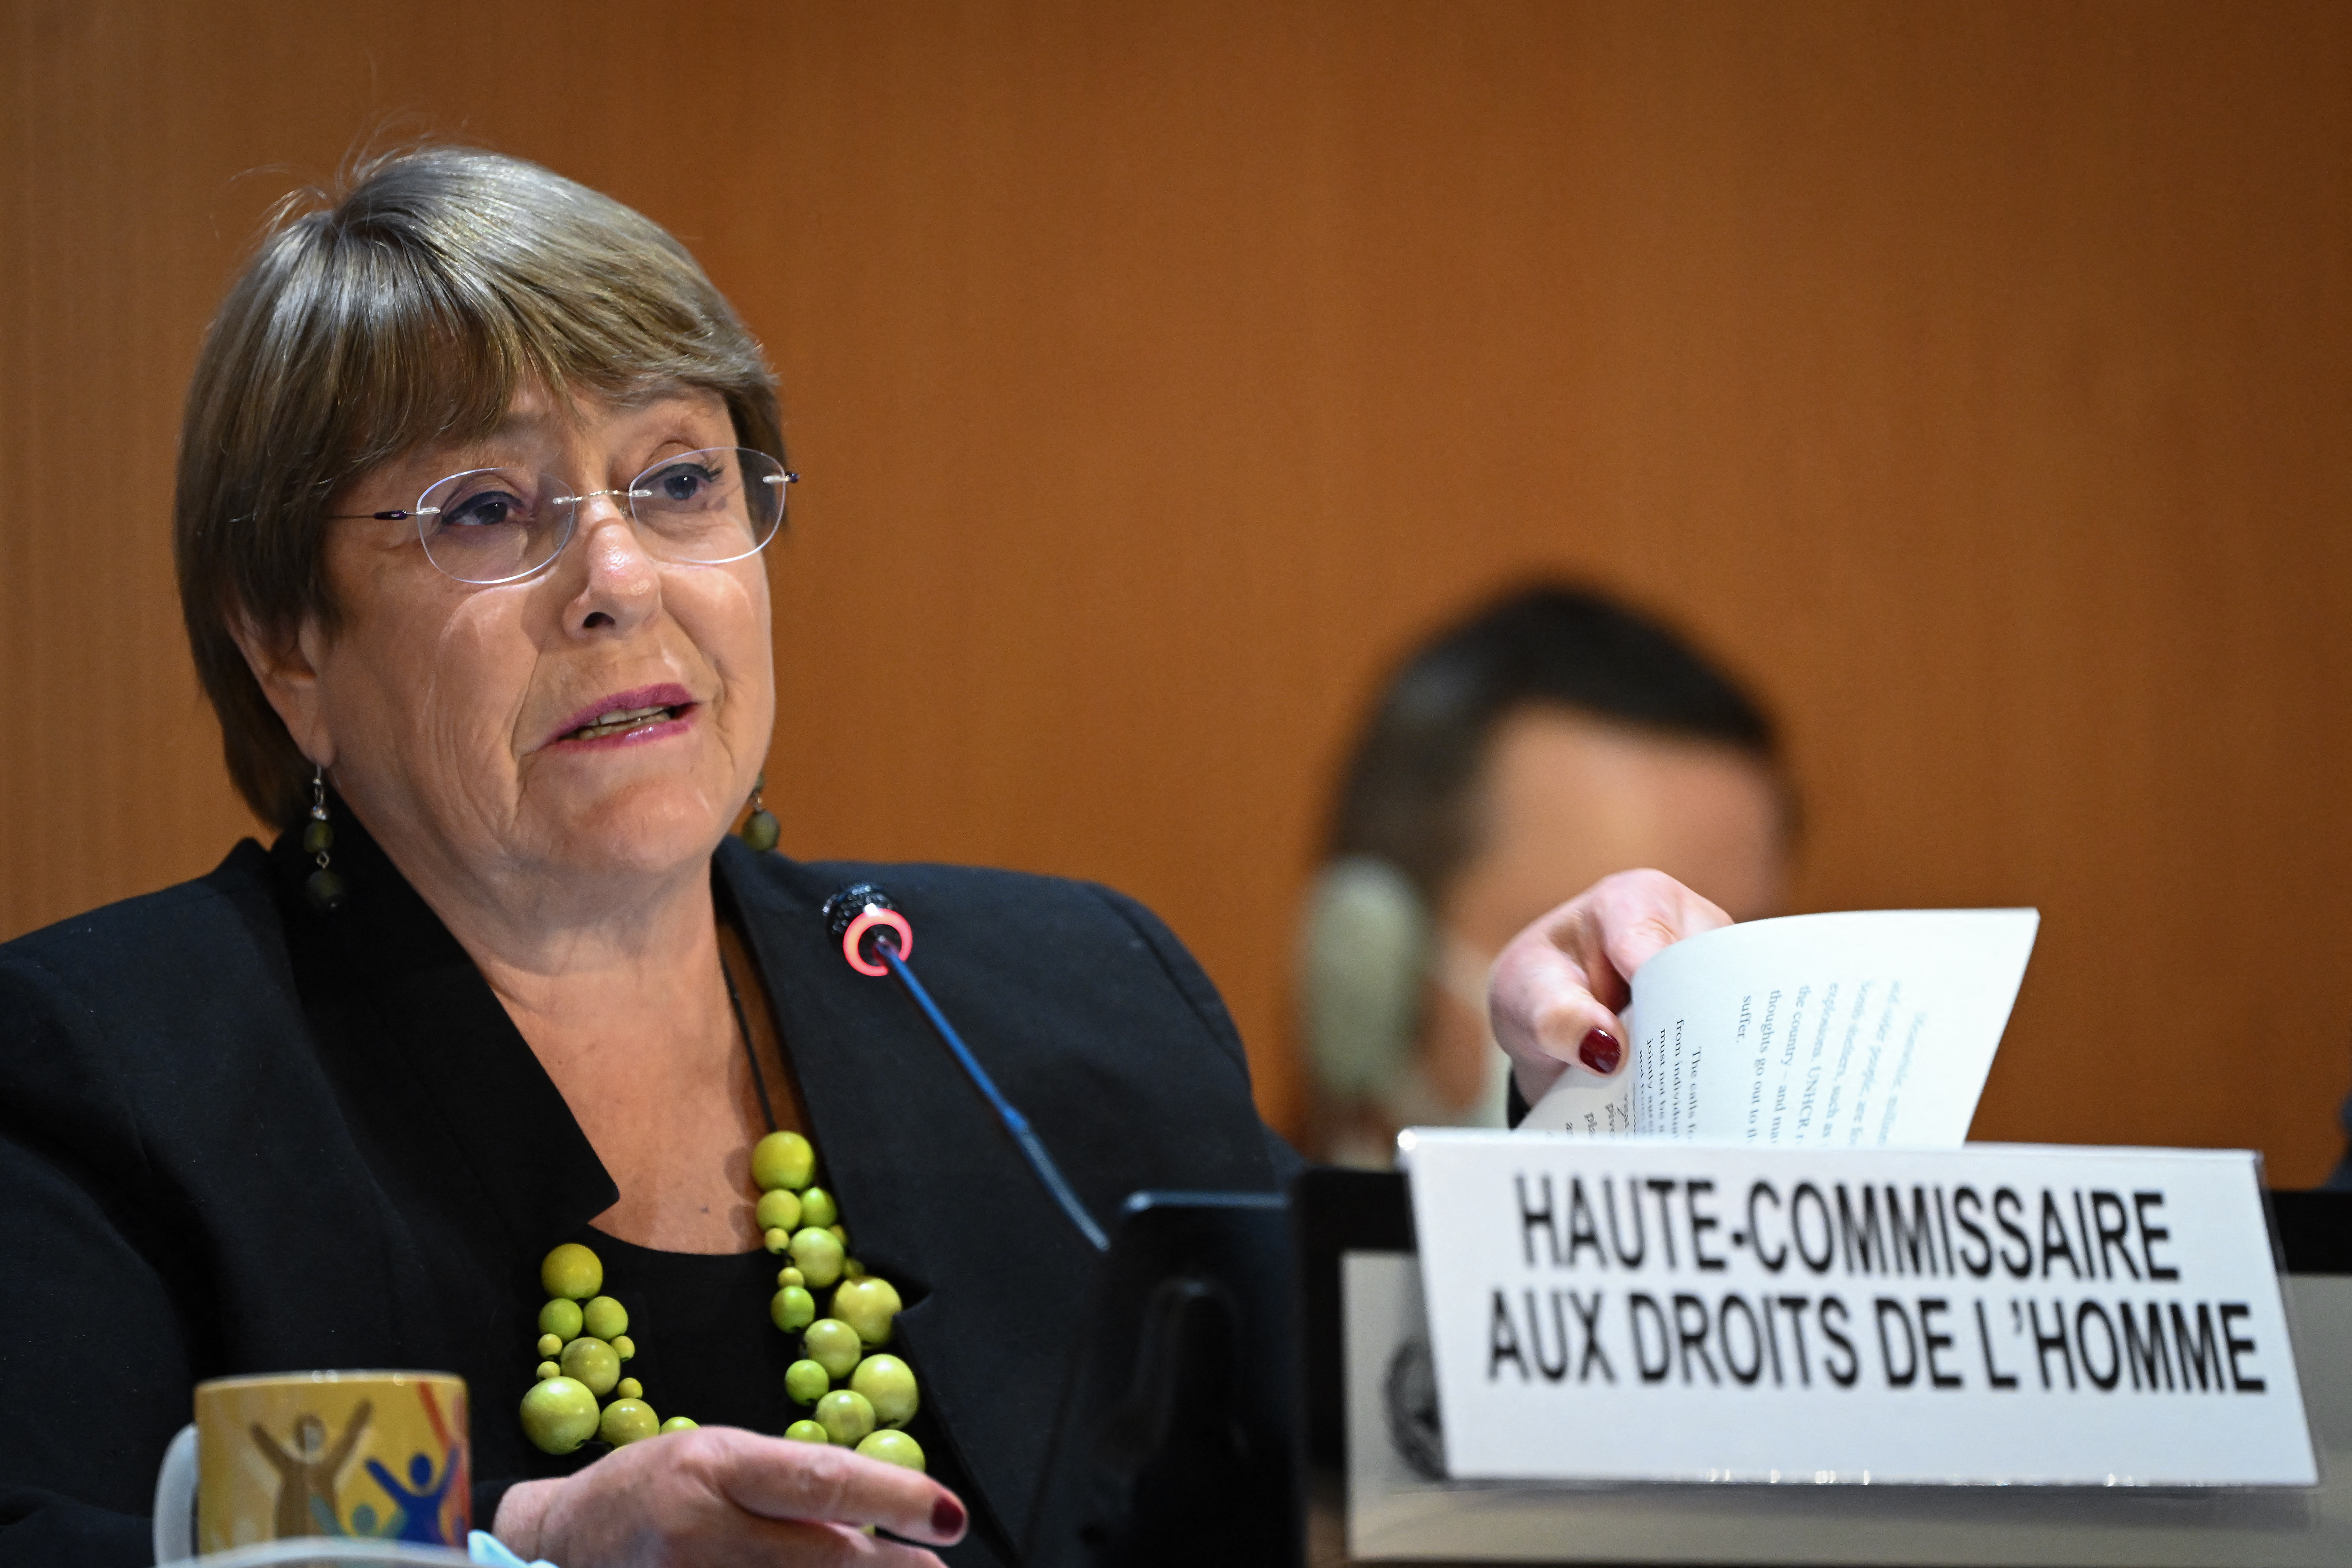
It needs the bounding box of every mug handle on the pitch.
[151,1423,197,1563]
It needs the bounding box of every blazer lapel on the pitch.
[278,818,620,1264]
[720,847,1099,1549]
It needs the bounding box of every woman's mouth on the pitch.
[548,684,700,748]
[564,703,686,741]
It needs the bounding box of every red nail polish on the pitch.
[1578,1027,1621,1075]
[932,1495,967,1538]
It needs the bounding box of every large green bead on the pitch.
[816,1389,876,1447]
[850,1354,919,1429]
[559,1335,621,1397]
[855,1430,926,1472]
[789,1227,845,1289]
[305,868,347,912]
[752,1131,815,1192]
[599,1398,660,1446]
[771,1285,816,1332]
[803,1318,863,1380]
[833,1277,903,1346]
[798,1187,840,1229]
[519,1376,600,1455]
[755,1189,804,1234]
[740,810,780,853]
[784,1419,829,1444]
[785,1358,829,1405]
[582,1296,628,1341]
[538,1298,584,1340]
[540,1244,603,1301]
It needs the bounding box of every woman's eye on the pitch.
[650,463,722,504]
[445,491,526,529]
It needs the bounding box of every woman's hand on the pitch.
[493,1425,968,1568]
[1487,869,1733,1106]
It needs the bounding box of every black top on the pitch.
[550,1227,977,1528]
[0,817,1296,1567]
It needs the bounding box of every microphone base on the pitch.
[1022,1191,1303,1568]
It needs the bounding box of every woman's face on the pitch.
[263,384,776,902]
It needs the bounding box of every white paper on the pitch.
[1521,909,2039,1146]
[1397,1132,2319,1487]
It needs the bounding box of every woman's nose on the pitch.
[568,496,661,630]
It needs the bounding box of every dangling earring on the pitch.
[740,772,779,852]
[305,765,347,911]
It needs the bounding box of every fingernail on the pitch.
[1578,1027,1621,1075]
[932,1494,966,1538]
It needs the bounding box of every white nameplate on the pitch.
[1399,1131,2318,1486]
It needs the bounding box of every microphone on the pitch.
[823,884,1110,1252]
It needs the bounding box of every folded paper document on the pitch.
[1519,909,2040,1145]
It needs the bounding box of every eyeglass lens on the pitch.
[414,447,792,585]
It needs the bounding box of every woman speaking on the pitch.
[0,147,1718,1568]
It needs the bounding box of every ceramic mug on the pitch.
[152,1370,469,1560]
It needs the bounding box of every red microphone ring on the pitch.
[840,907,913,977]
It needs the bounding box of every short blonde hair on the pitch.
[175,145,784,827]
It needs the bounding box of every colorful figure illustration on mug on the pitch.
[365,1449,460,1544]
[249,1401,373,1541]
[336,1500,403,1540]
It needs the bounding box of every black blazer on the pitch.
[0,820,1294,1567]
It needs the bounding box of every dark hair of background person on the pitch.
[174,143,785,831]
[1326,583,1786,913]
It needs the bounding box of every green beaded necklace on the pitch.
[516,1131,925,1471]
[516,946,926,1471]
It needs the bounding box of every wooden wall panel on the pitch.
[5,1,2351,1179]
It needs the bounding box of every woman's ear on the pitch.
[228,607,336,769]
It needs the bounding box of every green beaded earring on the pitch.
[304,765,347,911]
[740,773,779,852]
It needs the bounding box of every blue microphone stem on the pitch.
[878,942,1110,1252]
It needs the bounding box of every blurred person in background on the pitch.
[1299,584,1796,1165]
